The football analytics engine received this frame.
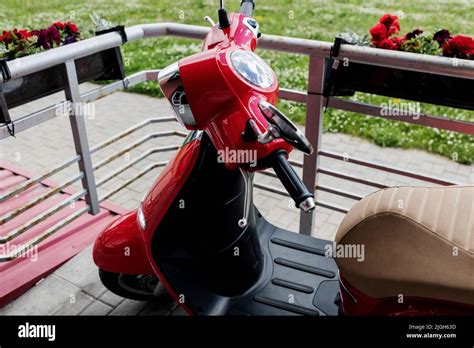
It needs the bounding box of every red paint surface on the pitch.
[93,211,154,275]
[340,276,474,315]
[179,12,292,170]
[139,139,202,315]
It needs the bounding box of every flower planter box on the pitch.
[324,59,474,110]
[324,43,474,111]
[0,26,126,131]
[323,13,474,111]
[0,26,127,135]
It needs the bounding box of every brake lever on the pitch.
[258,101,313,155]
[245,118,280,145]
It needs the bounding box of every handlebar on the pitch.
[270,150,315,213]
[240,0,255,17]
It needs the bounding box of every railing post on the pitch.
[63,60,100,215]
[299,55,326,236]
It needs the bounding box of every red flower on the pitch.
[390,36,404,50]
[370,23,388,44]
[378,13,400,35]
[378,38,396,50]
[0,30,29,48]
[370,13,401,46]
[53,21,65,30]
[0,31,12,45]
[1,21,81,60]
[443,35,474,59]
[378,37,403,50]
[15,29,31,40]
[379,14,397,27]
[65,22,78,33]
[32,26,61,49]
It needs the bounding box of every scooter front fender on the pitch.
[93,211,154,275]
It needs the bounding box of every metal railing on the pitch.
[0,115,186,261]
[1,22,473,261]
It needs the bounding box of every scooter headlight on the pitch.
[230,50,275,88]
[137,205,146,231]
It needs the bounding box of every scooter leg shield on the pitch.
[93,211,154,275]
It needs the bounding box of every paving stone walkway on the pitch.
[0,83,472,315]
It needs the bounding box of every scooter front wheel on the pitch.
[99,269,174,304]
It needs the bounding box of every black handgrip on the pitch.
[271,150,315,212]
[240,0,255,17]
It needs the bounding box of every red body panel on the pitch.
[340,276,474,315]
[94,138,201,315]
[141,138,203,315]
[140,139,201,235]
[202,13,257,52]
[179,13,292,169]
[93,211,154,275]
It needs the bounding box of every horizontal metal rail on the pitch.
[319,150,458,186]
[0,190,86,243]
[0,72,167,140]
[0,156,81,203]
[279,88,307,104]
[0,117,177,203]
[259,170,363,201]
[81,70,160,103]
[6,80,471,141]
[0,161,170,261]
[0,172,84,225]
[279,89,474,136]
[0,158,175,262]
[96,147,174,187]
[2,23,474,85]
[99,162,167,202]
[0,98,178,265]
[0,102,72,140]
[313,200,348,215]
[258,33,474,79]
[317,168,388,189]
[254,182,349,214]
[93,134,183,171]
[0,116,183,260]
[90,117,176,154]
[288,159,303,168]
[287,157,429,191]
[285,159,388,189]
[0,206,90,262]
[316,185,363,201]
[328,98,474,136]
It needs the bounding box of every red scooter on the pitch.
[93,0,474,315]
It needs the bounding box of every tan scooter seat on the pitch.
[335,185,474,305]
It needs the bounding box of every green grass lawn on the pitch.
[2,0,474,164]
